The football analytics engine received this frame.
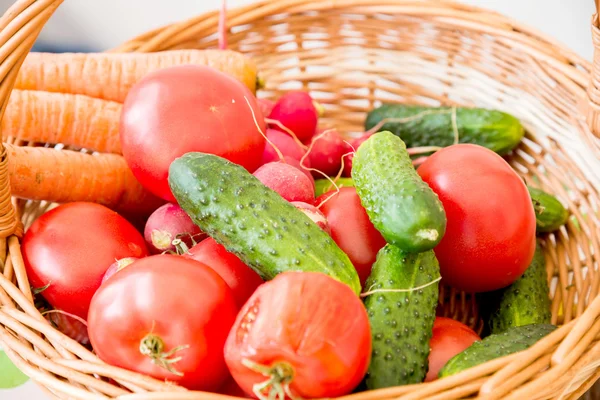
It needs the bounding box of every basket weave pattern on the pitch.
[0,1,600,399]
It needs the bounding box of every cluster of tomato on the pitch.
[21,63,537,398]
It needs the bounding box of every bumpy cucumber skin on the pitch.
[479,243,551,335]
[168,152,361,295]
[528,186,569,233]
[314,177,355,197]
[365,104,524,156]
[439,324,556,378]
[364,244,440,389]
[352,131,446,253]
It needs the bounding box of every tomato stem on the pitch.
[241,358,301,400]
[139,334,189,376]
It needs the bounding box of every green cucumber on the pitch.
[168,152,361,295]
[352,131,446,253]
[439,324,556,378]
[365,104,524,156]
[528,186,569,233]
[314,177,354,197]
[364,244,440,388]
[478,242,551,335]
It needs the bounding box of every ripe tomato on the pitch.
[22,202,148,319]
[120,65,266,201]
[225,271,371,399]
[88,254,238,391]
[316,187,386,286]
[425,317,480,382]
[184,238,263,307]
[417,144,536,292]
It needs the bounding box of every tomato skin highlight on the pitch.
[184,238,263,308]
[316,187,386,287]
[120,65,266,201]
[224,271,371,399]
[88,254,238,391]
[22,202,148,320]
[417,144,536,292]
[425,317,481,382]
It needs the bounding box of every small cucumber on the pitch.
[365,104,524,156]
[314,177,354,197]
[364,244,440,388]
[352,131,446,253]
[439,324,556,378]
[528,186,569,233]
[169,152,361,295]
[478,242,551,335]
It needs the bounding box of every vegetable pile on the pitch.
[17,45,572,399]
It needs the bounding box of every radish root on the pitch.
[360,276,442,298]
[365,107,460,145]
[218,0,228,50]
[264,118,309,150]
[41,309,88,327]
[244,96,285,162]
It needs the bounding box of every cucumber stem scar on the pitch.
[416,229,439,241]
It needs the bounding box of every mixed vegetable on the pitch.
[17,48,571,399]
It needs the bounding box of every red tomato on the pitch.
[219,375,252,398]
[225,271,371,399]
[88,254,238,391]
[425,317,481,382]
[120,65,266,201]
[316,187,386,286]
[22,202,148,319]
[184,238,263,307]
[417,144,536,292]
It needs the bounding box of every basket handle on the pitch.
[0,0,63,237]
[588,3,600,138]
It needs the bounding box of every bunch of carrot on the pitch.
[3,49,258,214]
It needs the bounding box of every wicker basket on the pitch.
[1,0,600,399]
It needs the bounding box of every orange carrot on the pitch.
[6,144,164,214]
[3,90,122,153]
[14,49,258,102]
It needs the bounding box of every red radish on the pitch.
[45,311,89,345]
[343,133,373,177]
[102,257,138,284]
[184,238,263,307]
[253,162,314,203]
[308,128,349,177]
[268,91,319,143]
[144,203,203,254]
[283,157,314,188]
[257,98,275,118]
[292,201,331,234]
[262,128,307,165]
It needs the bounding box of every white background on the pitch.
[0,0,595,399]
